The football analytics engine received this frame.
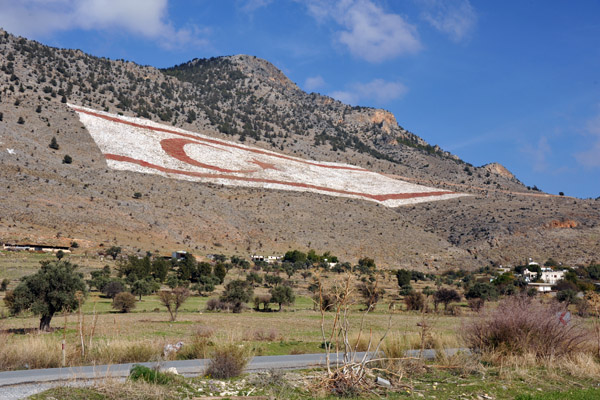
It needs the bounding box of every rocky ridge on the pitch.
[0,29,599,269]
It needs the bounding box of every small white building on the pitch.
[540,269,565,285]
[523,267,566,285]
[528,282,554,292]
[252,255,282,264]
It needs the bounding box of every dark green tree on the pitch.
[49,136,59,150]
[465,282,498,301]
[283,250,307,263]
[131,279,153,300]
[106,246,121,260]
[395,269,412,287]
[220,280,253,309]
[433,288,461,311]
[62,154,72,164]
[269,285,295,311]
[214,263,227,284]
[102,280,125,299]
[9,260,86,330]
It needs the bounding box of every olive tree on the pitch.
[158,287,190,321]
[9,260,86,330]
[269,285,295,311]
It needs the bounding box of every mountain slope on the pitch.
[0,29,598,268]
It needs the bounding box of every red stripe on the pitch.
[73,107,369,172]
[105,153,455,202]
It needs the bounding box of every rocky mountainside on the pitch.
[0,29,599,269]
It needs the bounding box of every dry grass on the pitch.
[93,378,177,400]
[463,296,592,359]
[205,343,252,379]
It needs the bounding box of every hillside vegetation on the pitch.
[0,29,599,268]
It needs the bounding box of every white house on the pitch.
[528,282,554,292]
[523,267,566,285]
[540,269,566,285]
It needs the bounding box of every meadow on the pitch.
[2,250,600,399]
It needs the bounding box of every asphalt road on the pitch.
[0,352,372,387]
[0,348,472,399]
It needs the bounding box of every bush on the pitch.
[205,344,251,379]
[463,295,591,358]
[129,364,176,385]
[433,288,461,311]
[102,280,125,298]
[158,287,190,321]
[49,136,59,150]
[112,292,136,313]
[0,278,9,291]
[206,298,240,312]
[62,154,72,164]
[404,291,425,311]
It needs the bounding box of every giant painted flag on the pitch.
[71,105,465,207]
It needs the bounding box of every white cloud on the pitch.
[239,0,274,13]
[574,111,600,168]
[0,0,208,50]
[304,75,326,91]
[304,0,421,63]
[520,136,552,173]
[330,90,359,105]
[418,0,477,42]
[330,78,408,105]
[354,79,408,103]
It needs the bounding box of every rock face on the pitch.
[545,220,578,229]
[0,29,599,268]
[483,163,517,181]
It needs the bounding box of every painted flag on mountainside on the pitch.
[70,105,465,207]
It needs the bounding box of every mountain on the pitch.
[0,29,599,269]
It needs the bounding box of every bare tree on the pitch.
[158,287,190,321]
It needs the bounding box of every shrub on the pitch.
[0,278,9,291]
[404,291,425,311]
[356,282,384,311]
[112,292,136,313]
[129,364,176,385]
[102,280,125,298]
[158,287,190,321]
[465,282,498,301]
[556,289,579,305]
[205,344,251,379]
[467,298,485,311]
[206,298,238,312]
[253,295,272,311]
[49,136,59,150]
[433,288,461,311]
[463,295,591,358]
[62,154,72,164]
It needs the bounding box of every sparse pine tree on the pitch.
[49,136,59,150]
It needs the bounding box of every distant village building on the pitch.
[528,282,554,292]
[1,242,71,253]
[251,255,282,264]
[172,250,188,261]
[522,267,565,284]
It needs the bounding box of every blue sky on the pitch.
[1,0,599,198]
